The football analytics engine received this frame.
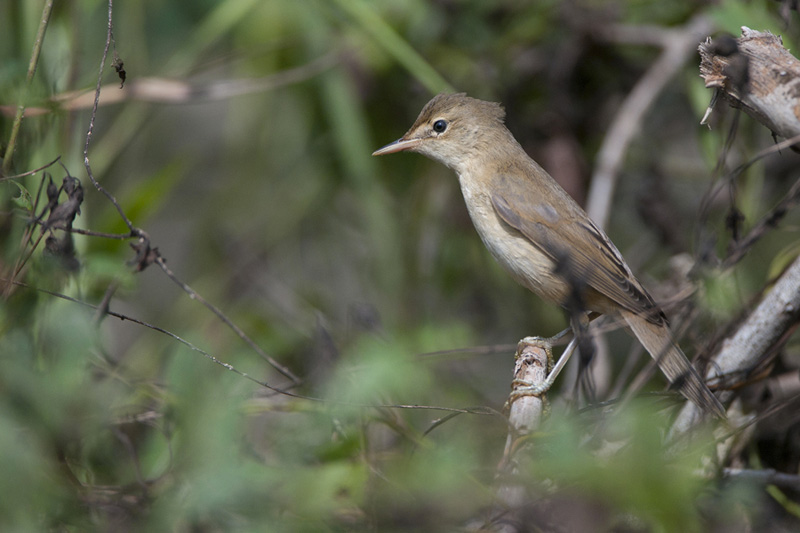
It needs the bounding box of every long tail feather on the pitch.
[621,309,725,418]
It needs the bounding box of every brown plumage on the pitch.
[374,93,724,418]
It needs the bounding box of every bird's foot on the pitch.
[507,379,551,401]
[504,337,554,410]
[505,333,580,410]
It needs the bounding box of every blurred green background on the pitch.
[1,0,799,531]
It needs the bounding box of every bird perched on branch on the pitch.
[373,93,725,418]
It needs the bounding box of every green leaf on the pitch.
[9,180,32,211]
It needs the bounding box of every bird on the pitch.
[372,93,725,418]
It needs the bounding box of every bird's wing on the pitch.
[491,178,661,322]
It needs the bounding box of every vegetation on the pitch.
[1,0,798,531]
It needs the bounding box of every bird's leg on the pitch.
[520,324,572,357]
[507,332,579,403]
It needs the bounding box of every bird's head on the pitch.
[372,93,508,173]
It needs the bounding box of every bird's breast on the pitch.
[456,171,570,305]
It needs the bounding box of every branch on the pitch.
[586,15,714,229]
[0,52,339,118]
[73,0,301,385]
[671,27,800,436]
[491,343,549,530]
[671,254,800,435]
[504,343,549,452]
[154,254,301,384]
[699,27,800,140]
[1,0,55,175]
[722,468,800,491]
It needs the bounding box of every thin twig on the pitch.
[586,15,713,229]
[693,111,742,265]
[699,131,800,237]
[4,277,297,395]
[723,175,800,268]
[0,52,339,117]
[154,256,301,384]
[0,156,61,181]
[83,0,138,234]
[722,468,800,490]
[74,1,302,385]
[67,227,137,239]
[2,0,55,175]
[5,277,501,417]
[671,254,800,435]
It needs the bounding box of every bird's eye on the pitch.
[432,119,448,133]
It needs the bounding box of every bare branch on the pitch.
[700,27,800,140]
[671,254,800,435]
[67,1,303,386]
[586,15,714,229]
[1,0,54,175]
[2,277,299,397]
[492,343,549,530]
[0,52,339,118]
[722,468,800,491]
[671,28,800,436]
[154,254,301,384]
[83,0,138,235]
[0,156,61,181]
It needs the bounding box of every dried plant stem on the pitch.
[586,15,713,229]
[671,254,800,435]
[492,343,549,529]
[2,0,54,175]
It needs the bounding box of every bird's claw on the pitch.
[504,379,551,411]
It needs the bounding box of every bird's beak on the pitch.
[372,137,421,156]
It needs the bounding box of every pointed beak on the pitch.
[372,137,421,156]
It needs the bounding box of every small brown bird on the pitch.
[373,93,724,418]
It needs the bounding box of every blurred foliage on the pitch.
[1,0,800,531]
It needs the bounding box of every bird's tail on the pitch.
[621,309,725,418]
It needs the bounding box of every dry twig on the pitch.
[491,342,549,532]
[586,15,714,229]
[672,27,800,436]
[699,27,800,140]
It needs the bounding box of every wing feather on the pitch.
[491,185,662,323]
